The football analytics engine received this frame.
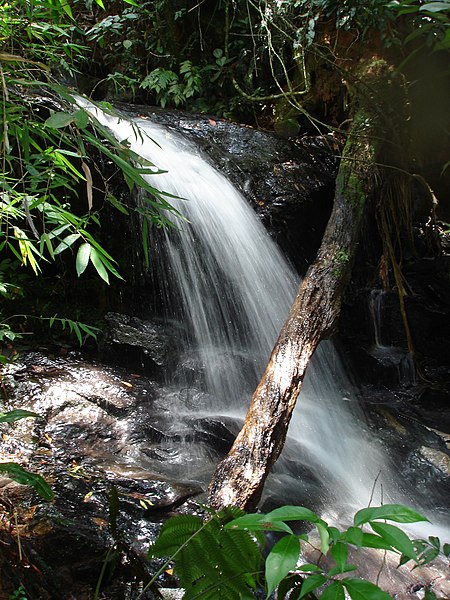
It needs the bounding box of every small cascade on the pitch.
[369,290,417,387]
[79,99,449,538]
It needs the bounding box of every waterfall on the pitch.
[80,100,449,537]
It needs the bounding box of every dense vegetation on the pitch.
[1,1,449,598]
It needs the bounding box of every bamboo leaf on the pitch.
[76,243,91,276]
[81,162,93,210]
[0,409,40,423]
[89,247,110,284]
[53,233,81,254]
[0,463,54,501]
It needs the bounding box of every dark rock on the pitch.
[101,312,177,375]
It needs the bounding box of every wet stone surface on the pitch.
[0,350,230,599]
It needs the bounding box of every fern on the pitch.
[149,508,263,599]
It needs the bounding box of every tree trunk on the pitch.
[208,109,378,511]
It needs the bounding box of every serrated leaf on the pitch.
[0,409,40,423]
[320,581,345,600]
[343,578,392,600]
[266,506,319,523]
[370,522,417,560]
[265,535,301,597]
[299,574,327,598]
[44,111,75,129]
[354,504,428,526]
[76,243,91,276]
[0,463,54,501]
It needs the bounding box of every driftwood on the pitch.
[208,112,377,510]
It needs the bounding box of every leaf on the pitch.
[317,522,330,555]
[225,513,293,534]
[299,574,327,598]
[44,111,75,129]
[53,233,81,254]
[76,243,91,276]
[370,522,417,560]
[81,162,93,210]
[420,2,450,12]
[266,506,319,523]
[89,247,110,284]
[0,409,40,423]
[354,504,428,526]
[265,535,301,597]
[0,463,54,501]
[342,578,392,600]
[331,542,348,571]
[74,109,89,129]
[320,581,345,600]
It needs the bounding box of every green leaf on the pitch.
[0,463,54,501]
[53,233,81,254]
[89,247,110,284]
[0,409,40,423]
[226,513,293,534]
[317,522,330,555]
[266,506,319,523]
[107,193,129,215]
[343,527,364,546]
[420,2,450,12]
[320,581,345,600]
[76,243,91,276]
[354,504,428,526]
[265,535,301,597]
[44,111,75,129]
[73,109,89,130]
[343,578,392,600]
[299,574,327,598]
[327,564,357,577]
[331,541,348,571]
[370,522,417,560]
[443,543,450,556]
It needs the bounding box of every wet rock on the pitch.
[101,312,177,375]
[114,104,339,271]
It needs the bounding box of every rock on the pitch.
[101,312,177,374]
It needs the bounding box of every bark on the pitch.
[208,111,377,511]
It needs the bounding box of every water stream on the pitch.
[80,100,449,537]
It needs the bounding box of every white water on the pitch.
[80,100,449,537]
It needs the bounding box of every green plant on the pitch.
[8,586,28,600]
[146,503,450,599]
[0,410,54,501]
[1,0,184,350]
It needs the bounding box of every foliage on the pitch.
[147,503,450,599]
[148,507,263,599]
[0,0,181,348]
[0,410,54,501]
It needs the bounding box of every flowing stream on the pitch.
[81,100,449,537]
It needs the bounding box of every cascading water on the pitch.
[80,100,449,537]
